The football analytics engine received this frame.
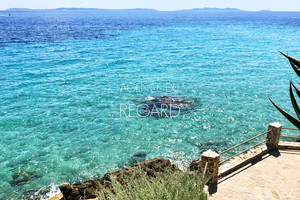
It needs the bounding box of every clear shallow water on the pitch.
[1,10,300,199]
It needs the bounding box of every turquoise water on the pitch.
[1,10,300,199]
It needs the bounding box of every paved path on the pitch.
[209,149,300,200]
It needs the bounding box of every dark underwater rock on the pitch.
[116,151,148,169]
[60,158,176,200]
[142,96,197,111]
[199,141,227,152]
[139,96,199,118]
[188,140,227,153]
[22,187,51,200]
[10,169,42,186]
[128,151,147,166]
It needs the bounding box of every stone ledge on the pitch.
[278,141,300,149]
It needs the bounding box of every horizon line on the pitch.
[1,7,299,12]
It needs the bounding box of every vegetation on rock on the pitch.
[60,158,208,200]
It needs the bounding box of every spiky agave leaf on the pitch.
[289,81,300,119]
[290,61,300,77]
[269,97,300,129]
[291,82,300,99]
[280,51,300,77]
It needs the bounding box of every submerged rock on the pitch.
[199,141,227,152]
[10,169,42,186]
[22,187,51,200]
[142,96,197,110]
[116,151,148,169]
[139,96,199,118]
[60,158,176,200]
[128,151,147,166]
[187,140,227,153]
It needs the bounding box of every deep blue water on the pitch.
[1,9,300,199]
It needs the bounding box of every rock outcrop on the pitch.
[189,158,202,172]
[60,158,176,200]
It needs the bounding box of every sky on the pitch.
[0,0,300,11]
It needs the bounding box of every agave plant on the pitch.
[269,52,300,129]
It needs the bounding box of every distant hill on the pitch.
[177,8,244,12]
[6,8,34,11]
[1,7,279,13]
[259,10,272,12]
[5,8,158,12]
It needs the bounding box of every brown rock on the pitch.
[189,158,201,171]
[59,158,175,200]
[59,184,72,199]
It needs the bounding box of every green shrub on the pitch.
[97,167,208,200]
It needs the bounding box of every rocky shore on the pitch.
[59,158,177,200]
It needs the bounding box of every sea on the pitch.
[0,8,300,199]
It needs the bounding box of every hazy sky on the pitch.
[1,0,300,11]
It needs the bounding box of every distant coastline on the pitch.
[0,7,277,12]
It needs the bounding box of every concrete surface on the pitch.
[209,149,300,200]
